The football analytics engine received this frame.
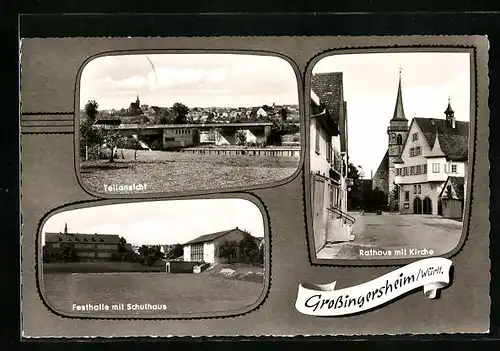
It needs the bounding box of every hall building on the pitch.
[373,71,469,216]
[310,72,355,254]
[44,223,121,262]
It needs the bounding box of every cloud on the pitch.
[80,53,298,109]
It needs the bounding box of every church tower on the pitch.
[387,68,409,209]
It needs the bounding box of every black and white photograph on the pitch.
[40,199,267,317]
[309,52,470,260]
[78,53,301,194]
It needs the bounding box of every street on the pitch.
[317,213,464,260]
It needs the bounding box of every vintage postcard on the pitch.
[20,35,490,338]
[308,51,472,264]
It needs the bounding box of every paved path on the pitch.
[317,214,464,260]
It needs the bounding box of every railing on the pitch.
[328,207,356,226]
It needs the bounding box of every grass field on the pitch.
[80,149,299,194]
[42,272,264,316]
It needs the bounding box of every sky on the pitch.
[80,53,299,110]
[41,199,265,246]
[312,52,471,179]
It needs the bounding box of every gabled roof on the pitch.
[414,118,469,161]
[374,150,389,177]
[45,232,120,244]
[184,228,248,245]
[311,72,343,125]
[439,176,465,200]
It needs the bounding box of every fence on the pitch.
[181,147,300,157]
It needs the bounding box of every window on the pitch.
[412,133,419,141]
[404,167,409,176]
[415,146,421,156]
[97,244,116,250]
[409,148,414,157]
[397,134,403,145]
[418,185,421,194]
[432,163,440,173]
[413,185,417,194]
[444,164,448,173]
[326,140,332,162]
[416,165,421,175]
[423,164,427,174]
[451,164,457,173]
[315,128,320,154]
[52,243,60,248]
[405,191,410,202]
[75,243,94,249]
[396,168,401,176]
[410,166,415,175]
[329,185,334,208]
[190,243,204,261]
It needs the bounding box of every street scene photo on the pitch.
[309,52,470,260]
[78,54,300,194]
[40,199,266,317]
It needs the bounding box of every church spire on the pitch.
[445,96,456,128]
[391,67,407,121]
[64,222,68,234]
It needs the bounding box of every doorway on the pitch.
[313,178,326,252]
[413,197,422,214]
[423,197,432,214]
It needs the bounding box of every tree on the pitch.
[238,235,259,264]
[206,112,215,123]
[217,240,239,264]
[79,117,102,160]
[390,187,400,212]
[172,102,189,124]
[118,237,129,258]
[60,243,78,262]
[279,107,288,121]
[100,127,129,162]
[235,130,247,145]
[166,244,184,259]
[347,163,363,210]
[84,100,99,121]
[362,186,388,212]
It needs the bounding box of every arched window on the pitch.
[396,134,403,145]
